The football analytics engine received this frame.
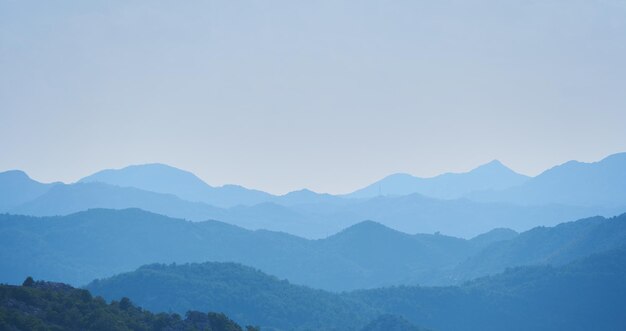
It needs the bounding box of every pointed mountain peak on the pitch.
[469,159,526,177]
[473,159,507,171]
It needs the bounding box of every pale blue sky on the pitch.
[1,0,626,194]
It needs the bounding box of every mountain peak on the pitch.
[471,159,516,174]
[78,163,213,202]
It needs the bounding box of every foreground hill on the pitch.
[0,278,259,331]
[87,263,375,331]
[2,209,626,291]
[88,248,626,331]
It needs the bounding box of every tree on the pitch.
[22,276,35,287]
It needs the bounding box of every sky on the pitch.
[1,0,626,195]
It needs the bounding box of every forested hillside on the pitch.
[87,248,626,331]
[87,263,375,331]
[0,278,259,331]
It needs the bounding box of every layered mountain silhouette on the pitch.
[2,152,625,238]
[0,175,609,239]
[79,163,345,208]
[11,182,226,221]
[86,247,626,331]
[469,152,626,207]
[346,160,529,199]
[79,163,274,208]
[0,170,58,211]
[2,208,625,292]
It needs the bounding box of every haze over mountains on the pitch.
[80,163,274,208]
[1,152,625,238]
[86,245,626,331]
[2,152,626,330]
[346,159,530,199]
[2,208,625,292]
[470,152,626,207]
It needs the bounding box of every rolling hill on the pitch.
[87,262,376,331]
[87,247,626,331]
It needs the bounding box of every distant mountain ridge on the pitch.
[346,160,529,199]
[3,180,607,238]
[469,152,626,207]
[2,151,626,238]
[0,170,59,211]
[79,163,274,208]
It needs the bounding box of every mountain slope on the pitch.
[0,170,57,211]
[11,182,227,221]
[318,221,474,287]
[451,213,626,282]
[87,248,626,331]
[350,247,626,331]
[87,262,375,331]
[79,163,273,208]
[3,209,626,292]
[347,160,529,199]
[0,279,256,331]
[293,193,608,238]
[360,315,426,331]
[470,152,626,207]
[0,208,481,290]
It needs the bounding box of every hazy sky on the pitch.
[1,0,626,194]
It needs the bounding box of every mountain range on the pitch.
[346,159,529,199]
[2,208,625,292]
[2,152,625,238]
[469,152,626,207]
